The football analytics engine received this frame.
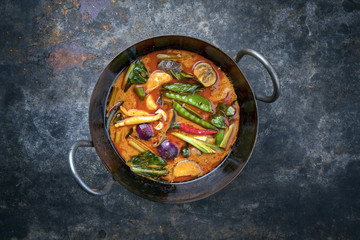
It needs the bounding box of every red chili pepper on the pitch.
[175,123,218,135]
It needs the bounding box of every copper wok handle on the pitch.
[235,49,280,103]
[69,140,114,195]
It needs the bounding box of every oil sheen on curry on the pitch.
[106,49,239,182]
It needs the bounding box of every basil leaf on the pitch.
[129,151,168,177]
[129,151,167,168]
[124,60,149,92]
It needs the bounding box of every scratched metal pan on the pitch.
[68,35,280,203]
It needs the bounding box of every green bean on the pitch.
[161,90,213,113]
[134,86,145,100]
[183,104,203,119]
[172,101,216,130]
[162,83,203,93]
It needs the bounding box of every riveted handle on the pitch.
[69,140,114,195]
[235,49,280,103]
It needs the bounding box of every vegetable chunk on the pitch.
[173,160,202,178]
[193,62,217,87]
[144,71,172,93]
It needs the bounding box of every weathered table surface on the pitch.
[1,0,360,239]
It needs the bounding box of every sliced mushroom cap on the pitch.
[193,62,217,87]
[173,160,202,178]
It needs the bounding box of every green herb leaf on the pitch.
[129,151,167,168]
[124,60,149,92]
[128,151,168,177]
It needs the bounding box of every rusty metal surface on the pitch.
[1,0,360,239]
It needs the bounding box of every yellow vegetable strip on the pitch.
[220,123,235,149]
[120,106,150,117]
[108,87,118,107]
[114,114,162,127]
[129,136,153,153]
[129,140,145,152]
[171,132,216,154]
[114,132,122,143]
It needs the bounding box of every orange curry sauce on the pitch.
[107,49,239,182]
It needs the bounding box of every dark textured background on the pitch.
[1,0,360,239]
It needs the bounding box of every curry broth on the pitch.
[107,49,239,182]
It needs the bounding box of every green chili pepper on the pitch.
[215,103,236,116]
[215,129,224,146]
[172,101,216,130]
[181,143,190,157]
[209,103,227,129]
[210,114,226,129]
[161,90,213,113]
[226,106,236,116]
